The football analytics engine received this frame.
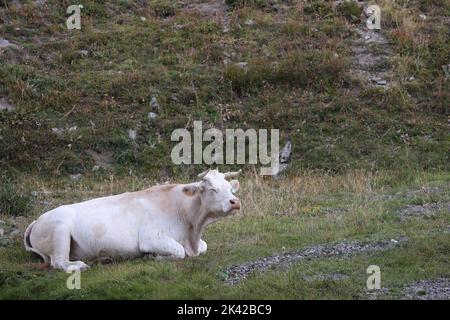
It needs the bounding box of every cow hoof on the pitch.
[198,240,207,255]
[65,261,90,272]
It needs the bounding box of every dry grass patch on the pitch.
[238,170,375,216]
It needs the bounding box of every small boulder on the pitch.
[150,96,159,109]
[128,129,137,141]
[70,173,82,181]
[0,38,20,49]
[0,98,15,111]
[235,62,248,68]
[51,128,64,136]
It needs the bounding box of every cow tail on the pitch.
[24,220,50,264]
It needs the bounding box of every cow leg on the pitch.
[50,225,89,272]
[139,235,185,260]
[198,239,207,255]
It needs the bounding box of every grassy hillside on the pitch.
[0,0,449,300]
[0,0,448,178]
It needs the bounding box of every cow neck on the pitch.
[183,195,219,257]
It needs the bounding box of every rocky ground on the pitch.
[223,237,408,285]
[401,278,450,300]
[361,278,450,300]
[350,2,393,88]
[396,202,450,221]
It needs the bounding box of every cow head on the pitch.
[182,169,241,216]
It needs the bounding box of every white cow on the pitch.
[24,169,241,271]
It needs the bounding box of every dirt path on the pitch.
[223,237,408,285]
[351,3,393,88]
[396,201,450,221]
[361,278,450,300]
[401,278,450,300]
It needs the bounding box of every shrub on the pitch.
[224,51,347,93]
[336,1,362,22]
[304,1,335,18]
[149,0,177,18]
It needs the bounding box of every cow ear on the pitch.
[182,184,203,196]
[230,180,240,193]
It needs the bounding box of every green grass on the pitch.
[0,0,448,176]
[0,175,33,216]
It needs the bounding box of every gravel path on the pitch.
[223,237,408,285]
[361,278,450,300]
[402,278,450,300]
[350,3,393,89]
[396,202,450,221]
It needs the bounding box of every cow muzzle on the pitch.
[229,198,241,210]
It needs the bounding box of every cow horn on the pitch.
[224,169,242,179]
[197,169,211,179]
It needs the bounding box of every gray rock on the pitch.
[271,140,292,178]
[51,128,64,136]
[77,50,89,57]
[128,129,137,141]
[279,140,291,164]
[51,126,77,136]
[148,112,157,120]
[150,96,159,109]
[70,173,82,181]
[0,98,15,111]
[235,62,248,68]
[244,19,256,26]
[0,38,20,49]
[443,64,450,79]
[173,23,189,30]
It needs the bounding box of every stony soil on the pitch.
[223,237,408,285]
[396,202,450,221]
[401,278,450,300]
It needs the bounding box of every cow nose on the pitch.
[230,198,240,209]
